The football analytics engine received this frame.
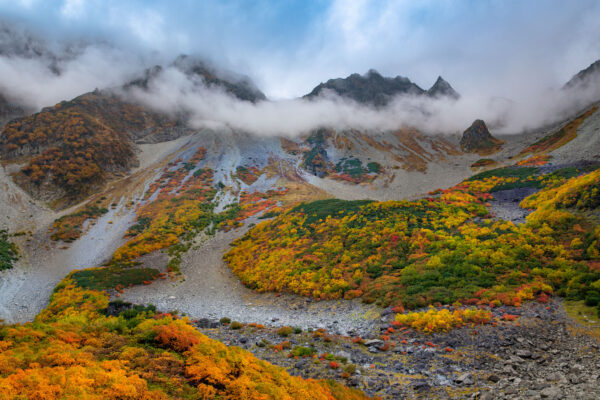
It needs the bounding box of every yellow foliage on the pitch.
[395,307,492,333]
[0,278,371,400]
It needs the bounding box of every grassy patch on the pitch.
[70,267,160,290]
[564,300,600,336]
[291,199,373,226]
[52,205,109,242]
[0,230,19,271]
[467,166,539,181]
[520,106,598,155]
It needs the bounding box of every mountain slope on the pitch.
[564,59,600,90]
[0,92,30,128]
[127,56,267,103]
[172,55,266,102]
[0,91,189,208]
[0,278,371,400]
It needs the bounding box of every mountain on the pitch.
[0,51,273,208]
[0,90,190,207]
[126,55,267,103]
[4,42,600,400]
[563,59,600,90]
[0,22,59,61]
[427,76,460,99]
[459,119,503,154]
[304,69,459,106]
[0,92,30,127]
[171,55,267,102]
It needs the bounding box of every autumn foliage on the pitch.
[0,279,371,400]
[225,165,600,310]
[519,106,598,156]
[394,307,492,333]
[112,147,216,266]
[51,204,109,242]
[0,92,181,205]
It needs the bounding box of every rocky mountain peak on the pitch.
[125,55,266,103]
[305,70,460,106]
[170,55,266,102]
[304,69,426,106]
[427,76,460,99]
[460,119,503,154]
[564,59,600,90]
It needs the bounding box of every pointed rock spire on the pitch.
[427,76,460,99]
[460,119,503,154]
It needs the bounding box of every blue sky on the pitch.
[1,0,600,99]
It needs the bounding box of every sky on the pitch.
[0,0,599,135]
[1,0,599,98]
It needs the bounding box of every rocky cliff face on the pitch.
[460,119,503,154]
[171,55,267,102]
[426,76,460,99]
[304,69,423,106]
[564,59,600,90]
[305,70,459,106]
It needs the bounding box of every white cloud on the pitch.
[123,66,600,138]
[0,1,599,137]
[0,44,143,109]
[60,0,86,19]
[126,9,166,48]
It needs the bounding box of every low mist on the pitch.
[0,23,145,109]
[0,20,598,137]
[123,65,600,137]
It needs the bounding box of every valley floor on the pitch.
[118,217,380,336]
[196,300,600,400]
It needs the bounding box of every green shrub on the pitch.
[290,346,315,357]
[276,326,294,337]
[344,364,357,374]
[71,267,158,290]
[230,321,243,330]
[585,291,600,307]
[0,230,18,271]
[219,317,231,325]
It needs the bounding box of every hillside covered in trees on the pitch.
[0,91,187,207]
[225,165,600,312]
[0,277,371,400]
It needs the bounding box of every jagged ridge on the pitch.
[305,69,459,106]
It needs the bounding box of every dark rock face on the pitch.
[305,69,424,106]
[564,59,600,90]
[127,56,267,103]
[305,70,459,106]
[0,93,30,128]
[302,128,330,177]
[460,119,503,153]
[427,76,460,99]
